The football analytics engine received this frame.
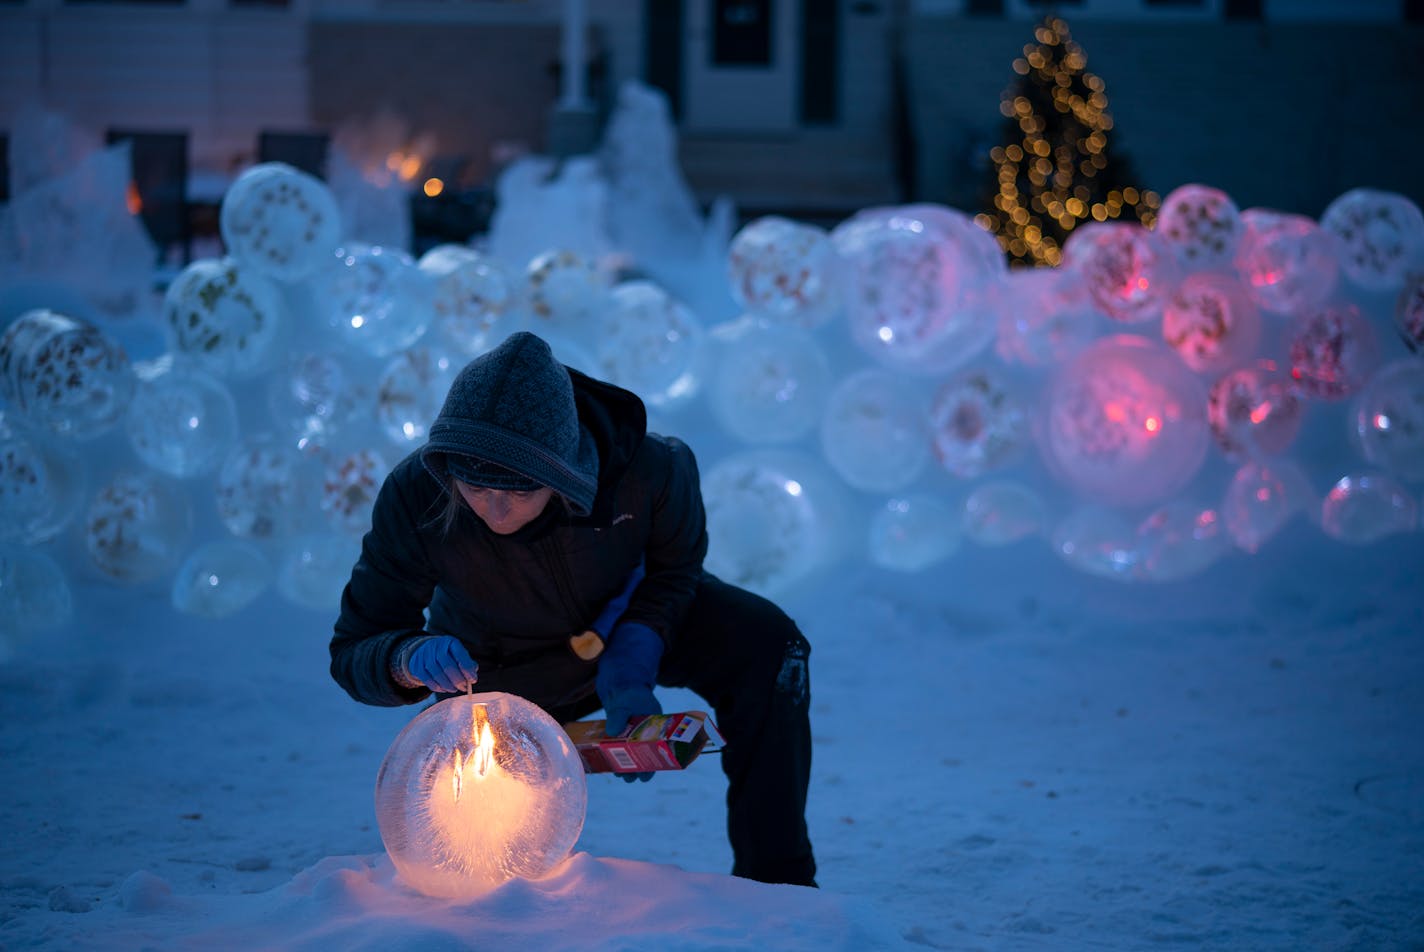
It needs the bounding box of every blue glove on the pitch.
[595,621,664,783]
[405,636,480,694]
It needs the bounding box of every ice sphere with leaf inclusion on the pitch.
[0,309,134,440]
[375,692,586,900]
[219,162,342,283]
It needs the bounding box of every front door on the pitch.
[682,0,798,133]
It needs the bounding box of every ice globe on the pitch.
[1134,502,1230,582]
[85,471,193,582]
[1161,272,1261,375]
[996,267,1102,367]
[867,494,961,572]
[1320,188,1424,292]
[525,248,610,338]
[267,351,372,453]
[1287,303,1380,401]
[928,370,1029,479]
[595,281,705,409]
[162,256,285,379]
[375,692,587,900]
[125,364,241,478]
[377,348,457,447]
[215,436,316,539]
[171,540,273,619]
[0,309,134,439]
[0,417,87,545]
[963,480,1046,547]
[1063,222,1176,324]
[276,532,360,611]
[321,448,388,535]
[1398,271,1424,353]
[1354,358,1424,482]
[1222,459,1310,553]
[1207,361,1304,460]
[1156,184,1244,268]
[1051,506,1140,581]
[1319,473,1418,544]
[1038,335,1210,508]
[0,546,73,652]
[321,244,433,358]
[418,244,520,357]
[708,320,831,445]
[219,162,342,282]
[819,368,929,493]
[727,216,841,328]
[1234,209,1339,315]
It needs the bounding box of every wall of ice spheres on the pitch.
[2,161,1423,647]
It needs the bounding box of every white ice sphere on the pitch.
[996,267,1102,367]
[928,370,1029,479]
[1320,188,1424,292]
[276,532,359,611]
[1234,209,1339,315]
[709,320,831,444]
[1354,359,1424,482]
[1134,502,1231,582]
[162,257,285,379]
[171,540,273,619]
[1051,506,1139,581]
[321,244,433,358]
[0,546,73,644]
[595,281,705,408]
[321,448,388,535]
[1287,303,1380,402]
[85,471,192,582]
[1207,361,1304,460]
[703,451,842,597]
[819,368,929,493]
[1320,473,1418,544]
[1161,272,1262,375]
[525,248,610,338]
[375,693,587,900]
[1063,222,1176,324]
[0,416,87,545]
[1038,335,1210,508]
[1398,271,1424,353]
[219,162,342,282]
[867,494,961,572]
[727,216,841,327]
[0,309,134,439]
[267,351,372,453]
[418,244,519,357]
[125,365,240,478]
[377,348,457,447]
[215,436,315,540]
[1222,459,1310,553]
[1156,184,1244,268]
[963,480,1046,546]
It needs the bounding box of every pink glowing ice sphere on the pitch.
[1319,473,1418,544]
[928,370,1029,479]
[0,309,134,440]
[1161,272,1261,375]
[1207,361,1305,459]
[418,244,519,357]
[1287,303,1380,401]
[1221,459,1311,553]
[321,244,433,358]
[162,257,285,379]
[1353,358,1424,483]
[1134,502,1231,582]
[1319,188,1424,292]
[727,216,841,327]
[84,471,193,582]
[219,162,342,282]
[1156,184,1245,268]
[375,693,587,900]
[321,448,388,535]
[1397,271,1424,353]
[1062,222,1176,324]
[1233,209,1339,315]
[1038,335,1210,508]
[819,367,929,493]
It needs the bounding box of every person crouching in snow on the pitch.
[329,330,817,887]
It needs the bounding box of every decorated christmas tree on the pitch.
[977,16,1160,268]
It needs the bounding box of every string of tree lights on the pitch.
[978,16,1161,268]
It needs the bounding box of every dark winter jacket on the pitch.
[329,367,708,712]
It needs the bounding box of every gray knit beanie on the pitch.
[421,331,600,516]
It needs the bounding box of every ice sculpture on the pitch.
[595,281,705,408]
[1038,335,1210,507]
[275,532,359,611]
[1233,209,1339,315]
[525,248,610,338]
[1354,359,1424,482]
[1319,188,1424,291]
[374,692,587,900]
[1319,473,1418,544]
[708,320,831,445]
[1287,303,1380,401]
[1156,184,1244,268]
[1161,272,1261,374]
[1398,271,1424,352]
[215,437,314,539]
[0,414,86,545]
[0,546,73,650]
[1207,361,1303,459]
[867,494,961,572]
[162,257,285,379]
[321,449,388,535]
[962,480,1046,546]
[1063,222,1176,324]
[219,162,342,282]
[171,540,273,619]
[1134,502,1230,582]
[996,267,1101,367]
[1221,460,1310,553]
[320,244,433,358]
[84,471,192,582]
[1051,506,1139,580]
[418,245,519,358]
[267,351,372,453]
[928,370,1029,479]
[727,216,840,327]
[376,348,456,447]
[0,309,134,439]
[125,364,241,478]
[819,368,929,493]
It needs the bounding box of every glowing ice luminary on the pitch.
[375,692,587,900]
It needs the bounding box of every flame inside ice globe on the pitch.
[374,693,587,900]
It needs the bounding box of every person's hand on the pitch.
[596,621,664,783]
[404,636,479,694]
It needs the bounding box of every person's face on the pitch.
[456,481,555,534]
